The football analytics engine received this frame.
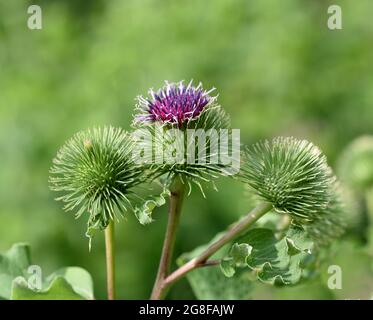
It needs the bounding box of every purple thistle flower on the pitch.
[135,81,216,126]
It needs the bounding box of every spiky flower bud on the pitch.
[338,135,373,191]
[241,137,337,223]
[49,127,144,238]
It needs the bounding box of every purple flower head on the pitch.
[135,81,216,126]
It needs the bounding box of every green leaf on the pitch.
[220,260,236,278]
[220,243,252,277]
[11,276,84,300]
[238,226,313,285]
[134,187,170,225]
[179,226,314,299]
[184,265,255,300]
[286,225,313,254]
[230,243,252,265]
[0,243,94,300]
[178,233,255,299]
[0,243,31,299]
[45,267,94,300]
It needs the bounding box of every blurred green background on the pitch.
[1,0,373,299]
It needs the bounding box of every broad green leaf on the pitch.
[238,226,313,285]
[11,276,84,300]
[0,243,31,299]
[178,233,255,299]
[179,226,314,299]
[0,243,94,300]
[184,265,254,300]
[45,267,94,300]
[134,187,170,225]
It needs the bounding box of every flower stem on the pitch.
[150,178,185,300]
[105,220,116,300]
[163,202,272,292]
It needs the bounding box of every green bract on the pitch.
[49,126,143,238]
[338,135,373,191]
[241,137,336,223]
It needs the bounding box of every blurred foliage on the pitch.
[0,0,372,299]
[338,136,373,191]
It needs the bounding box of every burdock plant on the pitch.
[132,82,343,299]
[49,126,144,299]
[48,81,345,300]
